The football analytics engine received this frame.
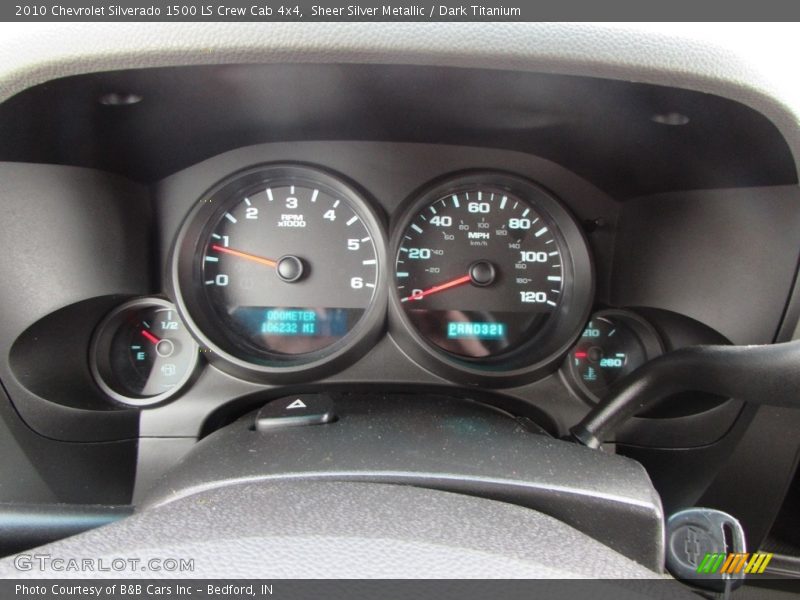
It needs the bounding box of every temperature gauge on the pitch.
[564,309,663,402]
[91,298,200,406]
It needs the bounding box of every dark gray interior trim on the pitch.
[142,395,665,569]
[0,481,671,580]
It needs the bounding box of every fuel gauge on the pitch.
[91,298,200,406]
[564,309,663,402]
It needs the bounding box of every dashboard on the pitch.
[0,25,799,572]
[6,135,778,444]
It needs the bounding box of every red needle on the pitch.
[211,244,277,268]
[140,329,160,345]
[401,274,472,302]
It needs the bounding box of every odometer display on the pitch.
[174,165,387,373]
[392,173,587,368]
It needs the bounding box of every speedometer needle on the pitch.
[211,244,277,268]
[400,274,472,302]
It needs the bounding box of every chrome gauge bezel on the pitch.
[170,163,389,383]
[388,171,594,387]
[90,297,201,407]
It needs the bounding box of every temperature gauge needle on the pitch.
[140,329,161,345]
[401,274,472,302]
[211,244,277,268]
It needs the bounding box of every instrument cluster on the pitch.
[89,162,658,406]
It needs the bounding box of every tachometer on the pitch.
[390,172,593,385]
[172,165,387,381]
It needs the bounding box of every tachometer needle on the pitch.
[140,329,161,345]
[211,244,277,268]
[400,274,472,302]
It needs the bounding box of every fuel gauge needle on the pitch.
[211,244,277,268]
[140,329,161,345]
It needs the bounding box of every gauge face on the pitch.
[91,298,199,406]
[395,182,567,360]
[174,165,387,375]
[565,310,663,401]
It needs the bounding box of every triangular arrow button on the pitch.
[255,394,335,431]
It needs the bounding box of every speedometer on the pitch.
[397,188,562,357]
[389,172,593,385]
[172,164,387,381]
